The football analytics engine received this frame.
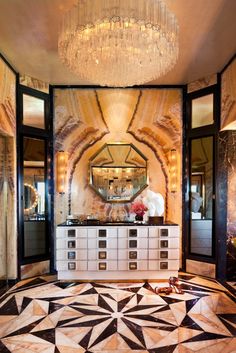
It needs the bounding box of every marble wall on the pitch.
[219,57,236,279]
[20,74,49,94]
[218,131,236,279]
[221,58,236,130]
[54,88,182,229]
[0,57,17,280]
[187,73,217,93]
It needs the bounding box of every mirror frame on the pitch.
[89,143,148,203]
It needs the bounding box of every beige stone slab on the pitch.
[186,260,216,279]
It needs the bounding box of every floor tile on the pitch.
[0,276,235,352]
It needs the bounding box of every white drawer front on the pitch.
[57,250,87,261]
[159,238,179,249]
[88,238,117,249]
[57,261,87,271]
[57,228,87,238]
[159,249,180,260]
[148,249,158,260]
[118,227,148,238]
[88,261,117,271]
[118,249,148,260]
[118,261,148,271]
[158,260,179,271]
[87,228,97,238]
[128,238,148,249]
[149,260,159,270]
[118,238,128,248]
[98,228,117,238]
[149,238,159,249]
[88,249,117,260]
[159,226,180,238]
[148,228,159,238]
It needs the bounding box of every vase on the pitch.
[135,214,143,222]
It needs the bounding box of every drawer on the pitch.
[148,228,159,238]
[148,249,158,260]
[57,228,87,238]
[57,238,88,249]
[57,250,87,261]
[88,249,117,260]
[159,238,179,249]
[118,261,148,271]
[118,227,148,238]
[159,226,180,238]
[128,238,148,248]
[87,228,117,238]
[57,261,87,271]
[98,228,117,238]
[149,238,159,249]
[159,249,179,260]
[118,238,148,249]
[88,261,118,271]
[158,260,180,271]
[87,238,118,249]
[148,260,159,270]
[118,249,148,260]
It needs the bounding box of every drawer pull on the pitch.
[129,262,137,270]
[160,229,169,237]
[99,262,107,270]
[68,229,76,237]
[160,240,168,248]
[160,251,168,259]
[68,251,76,260]
[68,240,76,249]
[68,262,76,270]
[129,240,137,248]
[99,229,107,237]
[129,251,137,259]
[99,251,106,259]
[99,240,106,248]
[160,261,168,270]
[129,229,137,237]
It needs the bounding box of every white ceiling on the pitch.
[0,0,235,86]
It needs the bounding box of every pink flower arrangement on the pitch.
[130,200,148,216]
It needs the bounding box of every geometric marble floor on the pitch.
[0,275,236,353]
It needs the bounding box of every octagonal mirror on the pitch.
[89,143,148,202]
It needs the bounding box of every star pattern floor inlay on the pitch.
[0,276,236,353]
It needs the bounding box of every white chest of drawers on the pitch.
[56,224,180,280]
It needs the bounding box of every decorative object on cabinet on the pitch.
[56,151,68,194]
[144,190,164,224]
[89,143,148,202]
[58,0,179,87]
[130,200,148,223]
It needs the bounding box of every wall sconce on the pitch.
[56,151,68,194]
[170,149,177,193]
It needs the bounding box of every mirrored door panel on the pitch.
[190,136,214,256]
[23,94,45,129]
[23,137,46,257]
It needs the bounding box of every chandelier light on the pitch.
[58,0,179,87]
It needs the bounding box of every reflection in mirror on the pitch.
[23,137,46,257]
[24,183,38,212]
[190,136,213,256]
[90,143,148,202]
[191,94,214,129]
[23,94,45,129]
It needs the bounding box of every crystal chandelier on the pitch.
[58,0,179,87]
